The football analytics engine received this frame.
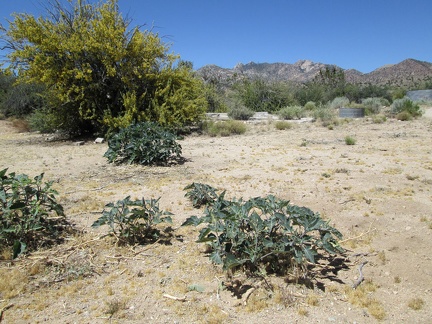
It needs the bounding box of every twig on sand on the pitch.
[163,294,186,302]
[352,261,368,289]
[243,287,256,305]
[0,304,14,322]
[340,222,376,244]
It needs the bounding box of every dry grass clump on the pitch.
[245,288,269,312]
[105,298,127,317]
[344,280,386,320]
[11,118,31,132]
[306,294,320,306]
[205,120,247,137]
[0,268,29,299]
[273,286,297,307]
[407,297,424,310]
[297,306,308,316]
[274,120,294,130]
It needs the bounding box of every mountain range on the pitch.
[197,58,432,88]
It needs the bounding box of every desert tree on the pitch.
[0,0,207,135]
[234,78,297,112]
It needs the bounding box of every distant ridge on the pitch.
[197,58,432,88]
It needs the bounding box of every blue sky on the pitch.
[1,0,431,73]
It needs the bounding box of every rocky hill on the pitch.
[197,58,432,88]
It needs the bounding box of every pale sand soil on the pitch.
[0,109,432,323]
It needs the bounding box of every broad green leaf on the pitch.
[210,251,222,264]
[181,215,201,226]
[0,168,8,178]
[263,238,274,248]
[223,253,244,270]
[13,240,27,259]
[301,245,317,263]
[188,284,205,292]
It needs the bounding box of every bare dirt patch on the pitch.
[1,111,432,323]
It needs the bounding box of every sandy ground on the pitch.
[0,109,432,323]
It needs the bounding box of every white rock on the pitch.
[94,137,105,144]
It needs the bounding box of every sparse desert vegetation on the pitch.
[0,1,431,322]
[1,108,432,322]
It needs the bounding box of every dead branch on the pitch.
[0,304,14,322]
[242,287,256,305]
[105,255,150,261]
[340,222,376,244]
[352,261,368,289]
[351,252,377,258]
[339,198,356,204]
[163,294,186,302]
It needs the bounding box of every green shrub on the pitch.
[27,108,60,133]
[228,105,254,120]
[205,120,247,137]
[391,97,422,117]
[361,97,383,115]
[391,88,406,100]
[182,184,344,275]
[372,114,387,124]
[0,81,46,117]
[304,101,317,111]
[184,183,219,208]
[274,120,293,130]
[92,196,172,245]
[396,111,412,121]
[233,78,295,112]
[344,136,356,145]
[330,96,350,109]
[0,169,67,258]
[104,122,182,166]
[277,105,304,120]
[312,106,337,123]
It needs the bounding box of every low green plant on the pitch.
[396,111,412,121]
[27,108,60,133]
[312,106,337,123]
[0,168,66,258]
[0,81,46,117]
[92,196,173,245]
[274,120,293,130]
[304,101,317,111]
[372,114,387,124]
[330,96,350,109]
[182,184,344,275]
[228,105,255,120]
[184,182,219,208]
[362,97,383,115]
[104,122,182,166]
[391,97,422,117]
[205,120,247,137]
[345,136,356,145]
[277,106,304,120]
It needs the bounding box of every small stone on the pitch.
[94,137,105,144]
[74,141,85,146]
